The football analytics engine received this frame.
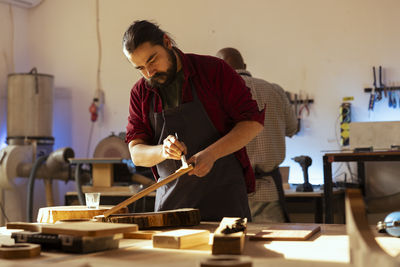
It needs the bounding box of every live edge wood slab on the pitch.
[94,208,201,229]
[37,205,128,223]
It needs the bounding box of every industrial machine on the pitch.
[0,68,75,222]
[0,68,153,223]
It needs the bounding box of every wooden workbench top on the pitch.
[0,222,398,267]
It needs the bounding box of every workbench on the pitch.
[0,222,398,267]
[323,151,400,223]
[285,189,345,223]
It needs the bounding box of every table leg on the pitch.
[315,197,323,223]
[357,161,366,196]
[323,155,333,223]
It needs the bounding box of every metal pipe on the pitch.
[46,147,74,174]
[27,155,48,222]
[44,179,54,207]
[74,163,85,205]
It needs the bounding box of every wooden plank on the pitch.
[153,229,210,249]
[103,164,193,218]
[123,230,162,239]
[248,225,321,241]
[6,222,47,232]
[37,205,128,223]
[40,221,138,237]
[95,208,201,229]
[212,217,247,255]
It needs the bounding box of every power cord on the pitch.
[0,201,10,223]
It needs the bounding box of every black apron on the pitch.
[149,79,251,221]
[255,167,291,223]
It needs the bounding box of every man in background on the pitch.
[217,47,297,222]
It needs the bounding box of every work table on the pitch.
[0,222,399,267]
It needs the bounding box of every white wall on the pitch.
[0,0,400,221]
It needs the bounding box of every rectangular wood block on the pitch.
[212,217,247,255]
[153,229,210,249]
[41,221,138,237]
[123,230,161,240]
[92,163,114,187]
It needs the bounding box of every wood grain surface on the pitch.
[37,205,128,223]
[40,221,138,237]
[248,224,321,241]
[153,229,210,249]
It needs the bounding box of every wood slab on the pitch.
[153,229,210,249]
[248,224,321,241]
[6,222,49,232]
[94,208,201,229]
[0,243,41,259]
[212,217,247,255]
[37,205,128,223]
[40,221,138,237]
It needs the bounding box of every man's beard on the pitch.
[146,48,177,89]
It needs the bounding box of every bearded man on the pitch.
[123,20,264,221]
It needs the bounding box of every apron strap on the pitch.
[255,167,291,223]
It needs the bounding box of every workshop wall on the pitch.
[0,0,399,221]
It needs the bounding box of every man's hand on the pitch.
[162,135,187,160]
[187,149,216,177]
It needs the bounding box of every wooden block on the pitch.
[0,243,40,259]
[41,221,138,237]
[92,163,114,187]
[37,205,128,223]
[248,224,321,241]
[153,229,210,249]
[212,217,247,255]
[123,230,161,239]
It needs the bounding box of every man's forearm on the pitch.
[204,120,263,161]
[129,141,164,167]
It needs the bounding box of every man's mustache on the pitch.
[150,72,168,81]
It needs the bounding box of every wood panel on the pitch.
[40,221,138,237]
[248,224,321,241]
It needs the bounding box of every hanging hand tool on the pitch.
[299,94,310,117]
[388,89,393,108]
[379,66,386,98]
[368,67,377,111]
[294,93,301,133]
[375,66,382,100]
[392,89,397,108]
